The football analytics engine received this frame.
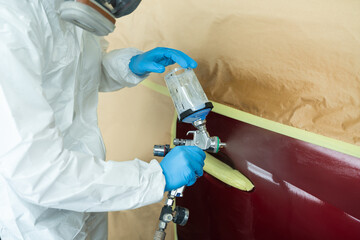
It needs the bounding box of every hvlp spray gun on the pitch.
[153,68,226,240]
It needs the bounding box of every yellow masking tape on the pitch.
[204,153,254,191]
[170,112,177,149]
[141,79,170,97]
[211,102,360,158]
[141,79,360,158]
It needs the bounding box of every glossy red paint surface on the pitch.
[176,112,360,240]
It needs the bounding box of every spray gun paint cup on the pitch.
[164,68,213,124]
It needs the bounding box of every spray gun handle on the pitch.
[153,145,187,196]
[170,186,185,198]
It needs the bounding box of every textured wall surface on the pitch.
[105,0,360,145]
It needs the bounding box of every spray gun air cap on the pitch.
[165,67,213,124]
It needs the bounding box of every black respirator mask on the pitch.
[60,0,142,36]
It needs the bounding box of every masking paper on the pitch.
[107,0,360,145]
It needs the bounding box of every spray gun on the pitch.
[153,68,226,240]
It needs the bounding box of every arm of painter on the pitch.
[99,38,149,92]
[0,10,165,212]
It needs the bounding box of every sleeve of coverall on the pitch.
[99,38,149,92]
[0,11,165,212]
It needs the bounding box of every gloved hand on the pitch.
[129,47,198,76]
[160,146,206,192]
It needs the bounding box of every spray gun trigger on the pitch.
[186,131,196,136]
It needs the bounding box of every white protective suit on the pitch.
[0,1,165,239]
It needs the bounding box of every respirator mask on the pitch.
[60,0,141,36]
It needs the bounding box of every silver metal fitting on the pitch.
[173,119,226,153]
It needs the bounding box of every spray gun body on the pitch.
[174,119,226,153]
[153,68,225,240]
[154,119,225,157]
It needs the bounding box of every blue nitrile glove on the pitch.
[160,146,206,192]
[129,47,198,76]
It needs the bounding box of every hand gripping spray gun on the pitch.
[153,68,226,240]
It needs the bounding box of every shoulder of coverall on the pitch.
[0,1,75,68]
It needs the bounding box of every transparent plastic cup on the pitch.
[165,68,212,123]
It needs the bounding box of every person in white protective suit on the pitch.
[0,0,206,239]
